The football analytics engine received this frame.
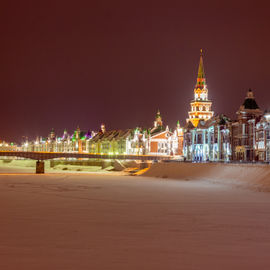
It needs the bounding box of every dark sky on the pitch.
[1,1,270,142]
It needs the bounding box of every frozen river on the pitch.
[1,168,270,269]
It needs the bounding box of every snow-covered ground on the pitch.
[144,162,270,192]
[0,159,119,174]
[1,166,270,269]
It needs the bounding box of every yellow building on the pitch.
[187,50,214,127]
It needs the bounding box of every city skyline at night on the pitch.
[1,1,270,143]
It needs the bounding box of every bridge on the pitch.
[0,151,171,173]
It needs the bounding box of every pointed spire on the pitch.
[196,49,206,88]
[154,109,163,127]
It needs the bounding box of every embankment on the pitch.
[0,158,140,172]
[143,162,270,192]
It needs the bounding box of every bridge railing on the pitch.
[0,151,172,161]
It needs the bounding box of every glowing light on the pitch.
[265,114,270,121]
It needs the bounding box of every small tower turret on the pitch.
[237,89,262,120]
[100,123,106,133]
[154,109,163,128]
[50,128,55,140]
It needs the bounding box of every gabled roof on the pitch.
[186,115,231,130]
[116,129,132,139]
[185,121,195,130]
[90,129,134,142]
[150,129,173,139]
[150,125,165,136]
[206,114,231,127]
[197,120,208,129]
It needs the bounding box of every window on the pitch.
[197,134,202,144]
[266,130,270,140]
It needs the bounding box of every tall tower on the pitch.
[187,50,214,127]
[154,109,163,128]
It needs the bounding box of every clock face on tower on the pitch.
[187,50,214,127]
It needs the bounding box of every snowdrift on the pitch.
[143,162,270,192]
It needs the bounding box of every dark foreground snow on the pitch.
[0,168,270,270]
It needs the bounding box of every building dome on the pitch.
[242,89,259,110]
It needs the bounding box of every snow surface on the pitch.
[0,160,116,174]
[143,162,270,192]
[1,166,270,269]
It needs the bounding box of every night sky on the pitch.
[1,1,270,142]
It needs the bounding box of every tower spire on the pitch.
[187,50,214,127]
[196,49,206,88]
[154,109,163,128]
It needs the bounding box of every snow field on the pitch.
[143,162,270,192]
[0,171,270,269]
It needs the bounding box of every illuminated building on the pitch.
[19,53,270,162]
[184,115,231,162]
[255,110,270,161]
[86,112,184,156]
[184,50,229,162]
[147,110,183,156]
[0,141,17,151]
[22,127,94,153]
[88,124,148,155]
[231,89,262,161]
[187,50,214,127]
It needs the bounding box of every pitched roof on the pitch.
[150,125,165,136]
[90,129,133,142]
[206,114,231,127]
[185,121,195,130]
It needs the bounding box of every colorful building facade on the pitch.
[231,89,262,161]
[184,115,231,162]
[17,51,270,163]
[20,112,184,157]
